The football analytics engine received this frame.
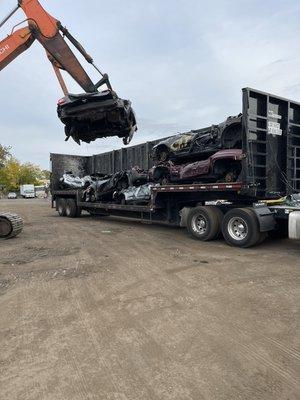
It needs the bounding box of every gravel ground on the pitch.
[0,198,299,400]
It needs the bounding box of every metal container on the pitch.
[51,87,300,199]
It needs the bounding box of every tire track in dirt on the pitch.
[1,200,299,400]
[126,233,300,392]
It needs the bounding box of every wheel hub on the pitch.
[228,217,248,240]
[192,215,207,234]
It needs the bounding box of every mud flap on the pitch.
[180,207,192,227]
[252,206,276,232]
[289,211,300,239]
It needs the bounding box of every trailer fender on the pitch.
[289,211,300,240]
[252,206,276,232]
[180,207,192,227]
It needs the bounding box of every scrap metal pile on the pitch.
[151,114,243,162]
[59,113,245,205]
[57,91,137,146]
[60,167,156,205]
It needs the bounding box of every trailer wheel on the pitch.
[57,198,67,217]
[187,206,223,241]
[65,199,80,218]
[222,208,260,248]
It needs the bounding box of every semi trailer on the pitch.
[51,88,300,247]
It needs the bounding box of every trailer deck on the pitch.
[50,87,300,247]
[52,182,253,216]
[52,181,300,247]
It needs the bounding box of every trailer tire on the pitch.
[65,199,79,218]
[187,206,223,241]
[57,198,67,217]
[222,208,260,248]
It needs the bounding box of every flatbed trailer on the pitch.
[51,182,300,248]
[51,87,300,247]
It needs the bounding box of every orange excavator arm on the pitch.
[0,0,137,146]
[0,26,34,71]
[0,0,111,94]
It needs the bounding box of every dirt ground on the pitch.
[0,198,299,400]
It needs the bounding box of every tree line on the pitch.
[0,144,50,192]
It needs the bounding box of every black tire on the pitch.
[0,213,23,239]
[187,206,223,241]
[159,151,169,162]
[156,146,170,162]
[0,217,12,238]
[222,208,260,248]
[65,199,79,218]
[57,198,67,217]
[152,166,170,183]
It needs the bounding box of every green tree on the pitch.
[0,144,12,167]
[19,163,42,186]
[41,170,51,180]
[0,145,50,192]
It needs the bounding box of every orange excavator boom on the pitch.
[0,1,137,146]
[0,0,110,94]
[0,26,34,71]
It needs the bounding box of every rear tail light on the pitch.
[58,98,66,105]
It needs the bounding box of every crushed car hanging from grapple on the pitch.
[0,0,138,147]
[57,90,137,146]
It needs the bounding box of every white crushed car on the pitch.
[116,183,160,205]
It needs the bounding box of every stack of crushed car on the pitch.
[60,167,156,205]
[150,114,244,184]
[59,114,244,205]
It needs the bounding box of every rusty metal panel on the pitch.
[91,138,166,174]
[93,151,113,174]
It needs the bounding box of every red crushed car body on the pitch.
[150,149,244,183]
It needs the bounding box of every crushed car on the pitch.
[83,167,148,202]
[57,91,137,145]
[149,149,244,184]
[84,171,128,202]
[126,166,148,186]
[59,171,107,189]
[152,115,242,162]
[115,183,160,205]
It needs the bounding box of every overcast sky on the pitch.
[1,0,300,169]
